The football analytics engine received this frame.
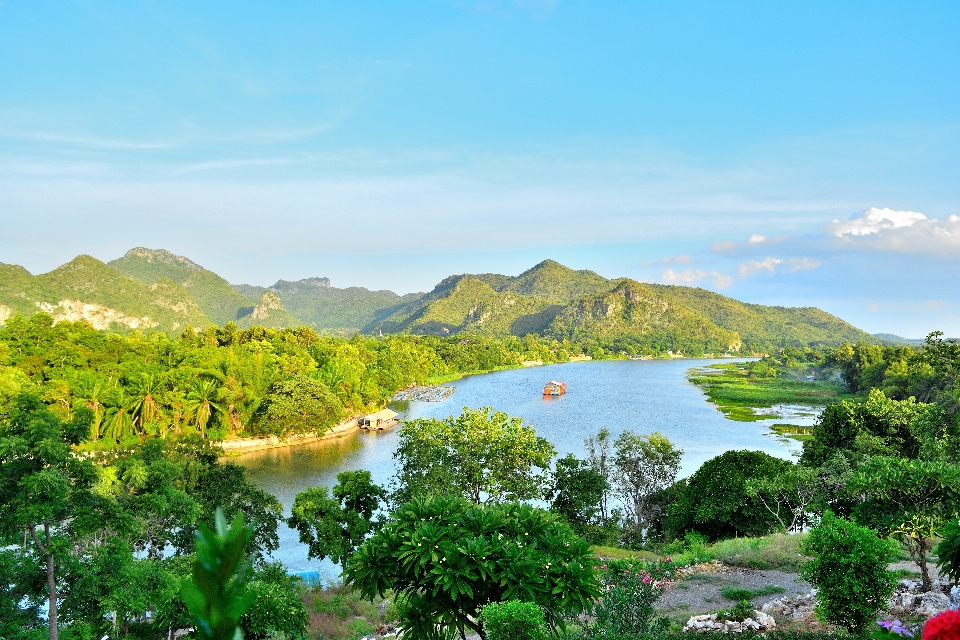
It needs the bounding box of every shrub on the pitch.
[480,601,547,640]
[800,512,897,633]
[585,558,676,639]
[345,496,599,638]
[666,450,793,540]
[241,562,308,640]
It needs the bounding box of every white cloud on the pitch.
[787,257,822,272]
[737,257,782,278]
[826,208,960,255]
[661,268,733,289]
[748,234,766,243]
[828,207,928,237]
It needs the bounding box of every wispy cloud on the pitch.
[737,256,782,278]
[661,268,734,289]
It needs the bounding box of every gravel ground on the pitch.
[657,563,811,624]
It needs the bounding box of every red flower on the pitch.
[923,610,960,640]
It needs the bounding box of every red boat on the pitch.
[543,380,566,396]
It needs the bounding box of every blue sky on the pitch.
[1,1,958,337]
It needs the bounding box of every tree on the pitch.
[288,470,385,566]
[584,428,613,520]
[848,456,960,591]
[800,389,927,467]
[746,464,820,533]
[547,453,608,536]
[611,431,682,538]
[391,407,556,505]
[254,375,344,437]
[667,450,792,540]
[344,495,599,639]
[0,394,96,640]
[800,512,896,633]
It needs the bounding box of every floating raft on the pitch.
[391,384,455,402]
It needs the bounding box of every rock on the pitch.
[916,592,950,617]
[950,586,960,611]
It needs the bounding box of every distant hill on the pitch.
[367,260,877,355]
[0,252,878,352]
[110,248,257,325]
[0,255,211,332]
[233,278,422,333]
[235,291,302,329]
[874,333,925,346]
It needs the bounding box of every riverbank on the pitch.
[218,414,362,456]
[689,362,853,422]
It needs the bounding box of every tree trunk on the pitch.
[47,547,58,640]
[918,539,932,592]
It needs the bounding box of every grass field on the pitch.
[689,363,854,422]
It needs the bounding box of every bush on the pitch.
[800,512,897,633]
[666,450,793,540]
[240,563,309,640]
[345,496,599,638]
[480,601,547,640]
[585,558,676,639]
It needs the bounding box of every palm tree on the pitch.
[73,378,109,441]
[129,373,165,433]
[103,388,136,443]
[184,379,225,437]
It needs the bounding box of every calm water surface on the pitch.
[235,358,817,577]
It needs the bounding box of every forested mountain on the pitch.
[0,255,211,332]
[0,251,874,353]
[109,248,258,325]
[233,277,422,332]
[368,262,876,354]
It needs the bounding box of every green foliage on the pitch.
[480,600,548,640]
[0,393,98,640]
[584,558,676,639]
[934,518,960,583]
[667,450,793,540]
[240,563,308,640]
[344,495,600,638]
[253,374,344,437]
[849,456,960,589]
[288,470,385,566]
[719,585,786,601]
[800,512,897,633]
[181,509,256,640]
[548,453,609,537]
[390,407,556,505]
[801,389,940,466]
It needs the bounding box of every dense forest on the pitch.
[0,313,577,446]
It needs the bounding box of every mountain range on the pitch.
[0,248,876,353]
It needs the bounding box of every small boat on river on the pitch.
[543,380,566,396]
[358,408,400,431]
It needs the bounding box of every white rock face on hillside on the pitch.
[34,300,157,330]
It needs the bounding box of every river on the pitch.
[234,358,818,579]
